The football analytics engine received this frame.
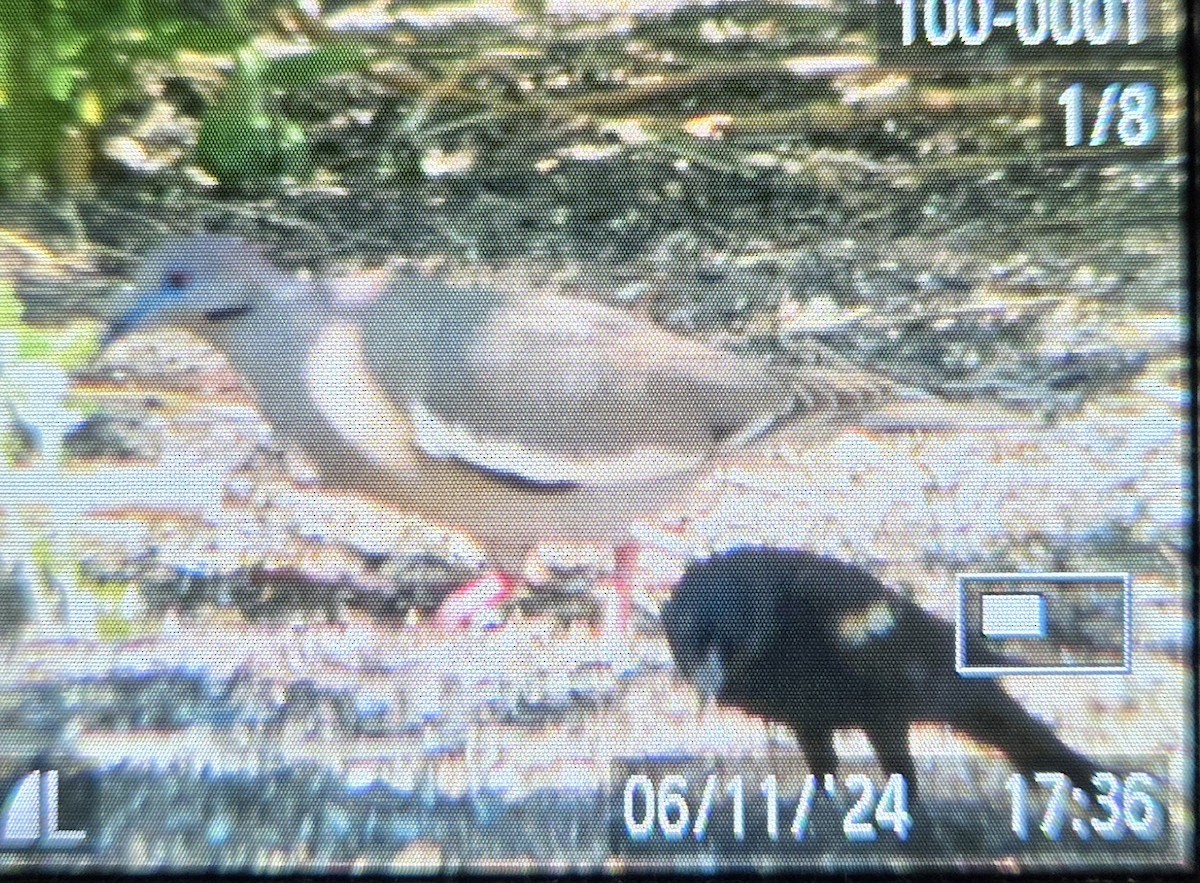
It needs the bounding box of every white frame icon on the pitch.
[955,572,1132,676]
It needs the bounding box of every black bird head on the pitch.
[660,592,726,699]
[660,546,795,702]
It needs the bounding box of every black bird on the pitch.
[661,547,1097,790]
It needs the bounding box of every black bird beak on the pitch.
[694,647,725,699]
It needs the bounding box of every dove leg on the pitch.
[598,542,639,635]
[432,571,517,630]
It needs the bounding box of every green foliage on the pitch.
[197,42,373,185]
[0,280,103,367]
[96,613,138,642]
[0,280,23,328]
[0,1,267,190]
[196,46,299,183]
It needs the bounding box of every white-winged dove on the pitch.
[106,235,891,628]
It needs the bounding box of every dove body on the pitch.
[109,236,831,574]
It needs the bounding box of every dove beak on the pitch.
[103,286,179,349]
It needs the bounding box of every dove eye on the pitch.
[165,271,192,289]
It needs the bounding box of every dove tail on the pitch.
[785,367,896,420]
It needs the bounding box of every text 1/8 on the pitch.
[1057,82,1157,148]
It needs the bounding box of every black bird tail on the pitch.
[947,682,1097,787]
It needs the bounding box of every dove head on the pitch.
[106,234,293,346]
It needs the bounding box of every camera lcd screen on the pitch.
[0,0,1192,876]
